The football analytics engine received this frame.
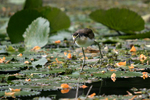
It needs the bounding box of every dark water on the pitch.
[16,77,150,100]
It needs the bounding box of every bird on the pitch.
[72,28,103,71]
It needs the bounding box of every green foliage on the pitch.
[23,17,50,49]
[7,7,70,43]
[7,9,41,43]
[89,8,145,34]
[118,31,150,39]
[37,6,71,33]
[24,0,43,9]
[32,57,48,67]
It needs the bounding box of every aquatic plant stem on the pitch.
[85,85,93,99]
[75,76,80,98]
[98,79,103,95]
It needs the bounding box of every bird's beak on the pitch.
[73,34,79,44]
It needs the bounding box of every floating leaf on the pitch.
[24,0,43,9]
[37,6,71,33]
[8,0,25,4]
[23,17,50,49]
[119,31,150,39]
[32,57,48,67]
[7,9,42,43]
[89,8,145,34]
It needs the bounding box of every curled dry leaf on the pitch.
[128,64,134,72]
[64,52,67,56]
[55,40,61,44]
[109,69,117,72]
[53,58,63,64]
[88,93,96,98]
[130,46,136,52]
[0,57,5,63]
[67,53,72,59]
[24,61,29,64]
[81,56,88,60]
[111,73,116,82]
[5,92,16,98]
[142,72,148,79]
[17,53,22,57]
[80,85,88,89]
[61,84,70,89]
[9,88,21,92]
[25,79,31,82]
[31,46,41,51]
[116,61,126,67]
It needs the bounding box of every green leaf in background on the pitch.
[23,17,50,49]
[7,9,42,43]
[118,31,150,39]
[7,6,70,43]
[24,0,43,9]
[32,57,48,67]
[37,6,71,33]
[8,0,25,5]
[89,8,145,34]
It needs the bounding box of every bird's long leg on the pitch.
[81,47,85,71]
[94,41,103,66]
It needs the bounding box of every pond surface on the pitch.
[15,77,150,100]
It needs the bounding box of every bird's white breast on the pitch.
[73,36,94,47]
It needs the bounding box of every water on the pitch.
[17,77,150,100]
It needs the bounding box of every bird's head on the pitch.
[72,28,94,44]
[72,32,80,43]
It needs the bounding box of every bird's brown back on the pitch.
[73,28,94,39]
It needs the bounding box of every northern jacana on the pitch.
[72,28,103,71]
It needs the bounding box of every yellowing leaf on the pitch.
[17,53,23,57]
[24,61,29,64]
[5,92,16,98]
[142,72,148,79]
[53,58,63,64]
[80,85,88,89]
[111,73,116,82]
[67,53,72,59]
[25,78,31,81]
[64,52,67,56]
[31,46,41,51]
[128,64,134,72]
[116,61,126,66]
[9,88,21,92]
[61,84,70,89]
[130,46,136,52]
[55,40,61,44]
[0,57,5,63]
[88,93,96,98]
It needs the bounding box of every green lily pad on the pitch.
[89,8,144,34]
[23,17,50,49]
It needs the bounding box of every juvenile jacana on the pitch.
[72,28,103,71]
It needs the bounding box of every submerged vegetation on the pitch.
[0,0,150,99]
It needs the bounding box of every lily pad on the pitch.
[23,17,50,49]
